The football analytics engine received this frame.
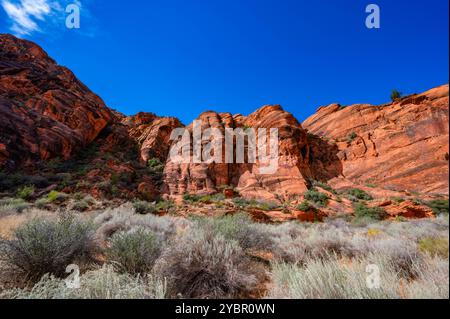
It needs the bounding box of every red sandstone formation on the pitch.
[0,34,113,168]
[123,112,183,164]
[0,34,448,218]
[162,106,315,202]
[302,85,449,196]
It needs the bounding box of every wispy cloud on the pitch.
[1,0,91,37]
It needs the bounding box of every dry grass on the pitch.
[0,201,447,299]
[0,209,54,239]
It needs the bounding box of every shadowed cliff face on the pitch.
[303,85,450,196]
[0,34,114,169]
[0,34,448,206]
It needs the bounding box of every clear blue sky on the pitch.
[1,0,448,124]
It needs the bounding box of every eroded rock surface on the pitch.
[162,106,316,202]
[303,85,449,196]
[0,34,113,168]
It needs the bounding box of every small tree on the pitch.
[390,90,402,102]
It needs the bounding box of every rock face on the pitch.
[0,34,448,213]
[163,106,315,202]
[123,112,183,164]
[303,85,450,196]
[0,34,113,168]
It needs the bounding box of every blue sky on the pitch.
[1,0,448,124]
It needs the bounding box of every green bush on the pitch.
[311,180,336,194]
[183,193,200,202]
[133,201,156,215]
[105,228,162,274]
[425,199,449,215]
[147,158,165,175]
[304,188,330,207]
[232,198,278,211]
[418,237,449,258]
[46,191,68,203]
[347,132,357,143]
[72,199,90,212]
[183,193,224,204]
[346,188,373,201]
[16,185,35,200]
[0,214,95,281]
[391,197,405,204]
[353,202,386,221]
[390,89,402,102]
[35,198,50,209]
[155,200,175,212]
[297,201,312,212]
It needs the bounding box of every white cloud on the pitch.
[1,0,79,36]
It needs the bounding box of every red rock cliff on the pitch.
[0,34,114,168]
[303,85,449,195]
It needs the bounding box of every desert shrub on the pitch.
[418,237,449,259]
[72,199,90,212]
[197,195,213,203]
[267,256,401,299]
[390,89,402,102]
[269,223,355,264]
[304,227,355,260]
[154,228,258,299]
[364,238,424,279]
[311,180,336,194]
[73,192,86,201]
[347,132,357,143]
[196,214,273,250]
[232,198,278,211]
[133,201,156,215]
[1,266,166,299]
[210,193,226,202]
[97,181,114,196]
[346,188,373,201]
[16,185,35,200]
[94,204,186,244]
[425,199,449,215]
[406,256,449,299]
[105,228,162,274]
[297,201,312,212]
[256,201,279,211]
[0,214,95,281]
[377,217,449,242]
[0,198,30,216]
[183,193,201,202]
[147,158,165,176]
[46,191,68,203]
[34,198,50,209]
[155,199,175,212]
[0,173,49,191]
[232,197,252,207]
[183,193,224,204]
[391,197,405,204]
[304,188,329,207]
[353,203,386,220]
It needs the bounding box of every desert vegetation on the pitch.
[0,200,447,299]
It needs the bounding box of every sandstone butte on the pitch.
[0,34,448,219]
